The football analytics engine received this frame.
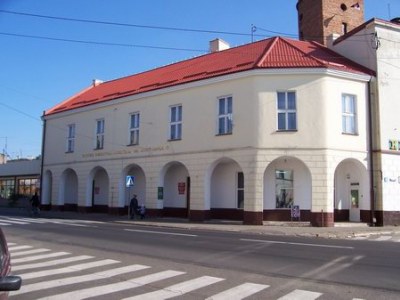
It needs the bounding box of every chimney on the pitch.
[327,33,340,48]
[209,38,230,53]
[92,79,103,87]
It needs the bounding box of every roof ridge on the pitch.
[280,37,328,67]
[255,36,279,67]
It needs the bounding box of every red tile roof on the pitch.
[46,36,374,115]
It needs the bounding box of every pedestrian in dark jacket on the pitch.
[129,194,139,219]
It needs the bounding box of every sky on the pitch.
[0,0,399,159]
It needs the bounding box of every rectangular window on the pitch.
[170,105,182,140]
[275,170,294,208]
[237,172,244,209]
[18,178,38,198]
[218,96,233,135]
[129,113,140,145]
[0,179,15,199]
[277,91,297,131]
[95,119,105,149]
[342,22,348,34]
[66,124,75,153]
[342,94,357,134]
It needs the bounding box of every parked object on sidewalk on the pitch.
[139,204,146,219]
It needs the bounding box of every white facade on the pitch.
[332,19,400,225]
[42,66,371,226]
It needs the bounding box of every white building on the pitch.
[331,17,400,226]
[42,37,374,226]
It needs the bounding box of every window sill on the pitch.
[168,138,182,142]
[65,151,74,154]
[275,129,298,133]
[94,147,104,151]
[342,132,359,136]
[216,132,233,136]
[127,143,139,147]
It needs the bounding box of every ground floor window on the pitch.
[0,178,15,199]
[237,172,244,208]
[18,178,39,198]
[275,170,294,208]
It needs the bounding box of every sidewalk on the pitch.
[2,207,400,239]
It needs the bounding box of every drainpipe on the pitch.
[39,111,46,208]
[367,81,376,226]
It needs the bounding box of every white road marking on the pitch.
[11,264,150,296]
[241,238,354,249]
[125,228,198,237]
[36,270,185,300]
[374,236,392,241]
[0,218,29,224]
[12,255,94,271]
[8,245,33,251]
[12,251,70,263]
[124,276,224,300]
[205,282,269,300]
[18,259,119,280]
[10,248,51,257]
[7,217,46,223]
[277,289,322,300]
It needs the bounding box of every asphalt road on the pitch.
[4,215,400,299]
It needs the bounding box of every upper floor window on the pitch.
[277,91,297,131]
[170,105,182,140]
[129,112,140,145]
[218,96,233,135]
[66,124,75,153]
[95,119,105,149]
[342,22,348,35]
[342,94,357,134]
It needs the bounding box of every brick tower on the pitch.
[297,0,365,46]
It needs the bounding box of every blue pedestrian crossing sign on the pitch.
[126,176,135,187]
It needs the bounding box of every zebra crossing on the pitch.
[0,216,103,227]
[8,242,366,300]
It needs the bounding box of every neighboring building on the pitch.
[0,158,41,204]
[331,18,400,226]
[42,36,373,226]
[297,0,365,46]
[0,154,6,164]
[296,0,400,226]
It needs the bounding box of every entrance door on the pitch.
[349,189,360,222]
[186,177,191,218]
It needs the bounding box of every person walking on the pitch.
[30,192,40,217]
[129,194,139,219]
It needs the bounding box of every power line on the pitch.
[0,31,207,52]
[0,9,263,38]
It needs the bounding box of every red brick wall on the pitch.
[297,0,364,45]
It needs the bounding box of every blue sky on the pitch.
[0,0,399,159]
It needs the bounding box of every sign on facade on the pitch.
[389,139,400,151]
[178,182,186,194]
[126,176,135,188]
[291,205,300,220]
